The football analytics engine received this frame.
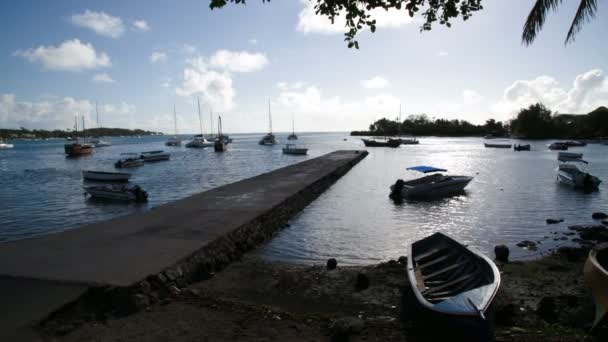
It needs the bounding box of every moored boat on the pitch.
[140,150,170,162]
[259,100,277,145]
[407,232,501,319]
[484,143,511,148]
[85,184,148,202]
[0,139,14,149]
[565,140,587,147]
[82,170,131,182]
[362,138,401,148]
[513,144,530,151]
[399,138,419,145]
[166,106,182,147]
[556,155,601,190]
[65,115,93,156]
[282,144,308,155]
[390,166,473,200]
[548,142,568,150]
[186,98,214,148]
[214,116,227,152]
[584,243,608,332]
[558,151,583,159]
[115,158,144,168]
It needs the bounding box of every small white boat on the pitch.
[90,137,111,147]
[390,166,473,200]
[115,158,144,168]
[82,170,131,182]
[407,232,500,319]
[85,184,148,202]
[0,140,14,149]
[556,156,601,190]
[282,144,308,155]
[186,136,214,148]
[140,150,170,162]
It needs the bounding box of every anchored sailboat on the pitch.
[186,97,214,148]
[165,105,182,146]
[259,99,277,145]
[90,102,111,147]
[287,113,298,140]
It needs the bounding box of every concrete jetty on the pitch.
[0,150,367,339]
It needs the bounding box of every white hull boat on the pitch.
[390,166,472,200]
[82,170,131,182]
[186,137,214,148]
[407,232,500,319]
[556,154,601,190]
[0,141,14,149]
[90,138,111,147]
[140,150,170,162]
[85,185,148,202]
[282,144,308,155]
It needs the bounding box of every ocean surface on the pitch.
[1,134,607,265]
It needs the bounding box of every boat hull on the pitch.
[82,170,131,182]
[64,143,93,156]
[186,138,213,148]
[557,166,601,190]
[362,138,401,148]
[584,244,608,331]
[392,175,473,199]
[115,158,144,168]
[484,143,511,148]
[407,232,500,318]
[85,185,148,202]
[165,139,181,147]
[0,143,14,149]
[513,144,530,151]
[283,147,308,155]
[140,151,170,162]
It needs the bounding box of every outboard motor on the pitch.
[389,179,406,201]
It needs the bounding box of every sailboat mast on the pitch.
[173,105,178,137]
[209,108,214,137]
[398,103,402,138]
[82,115,86,143]
[197,97,204,138]
[292,113,295,135]
[268,99,272,134]
[96,102,100,129]
[218,116,222,137]
[74,115,78,136]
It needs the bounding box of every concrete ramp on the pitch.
[0,150,367,338]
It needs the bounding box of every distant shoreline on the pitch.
[0,127,163,139]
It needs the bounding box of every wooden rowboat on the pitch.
[584,243,608,332]
[407,232,501,319]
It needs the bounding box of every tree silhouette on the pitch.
[522,0,598,45]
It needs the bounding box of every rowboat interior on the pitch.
[409,233,499,317]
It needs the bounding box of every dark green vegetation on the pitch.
[351,115,508,137]
[0,127,161,139]
[352,104,608,138]
[512,104,608,139]
[210,0,599,48]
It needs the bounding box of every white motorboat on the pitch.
[90,137,111,147]
[115,158,144,168]
[166,106,182,147]
[556,156,601,190]
[259,100,277,145]
[282,144,308,155]
[82,170,131,182]
[85,184,148,202]
[140,150,170,162]
[390,166,473,200]
[0,140,14,149]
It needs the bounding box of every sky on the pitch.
[0,0,607,134]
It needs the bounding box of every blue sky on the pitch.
[0,0,606,133]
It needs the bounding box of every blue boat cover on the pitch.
[407,166,447,173]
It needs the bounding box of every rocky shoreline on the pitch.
[37,220,608,341]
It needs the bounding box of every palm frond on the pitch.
[522,0,563,45]
[565,0,597,44]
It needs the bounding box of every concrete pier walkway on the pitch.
[0,150,367,339]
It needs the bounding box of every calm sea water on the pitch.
[1,134,607,264]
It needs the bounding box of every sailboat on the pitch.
[64,116,93,156]
[214,116,227,152]
[90,102,111,147]
[259,100,277,145]
[396,103,418,145]
[165,105,182,146]
[186,97,214,148]
[287,113,298,140]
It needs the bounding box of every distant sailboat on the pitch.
[186,97,214,148]
[287,113,298,140]
[214,115,226,152]
[90,102,111,147]
[65,116,93,156]
[259,99,277,145]
[166,105,182,146]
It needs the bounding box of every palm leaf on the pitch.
[565,0,597,44]
[522,0,563,45]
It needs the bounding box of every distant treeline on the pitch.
[0,127,162,139]
[351,104,608,139]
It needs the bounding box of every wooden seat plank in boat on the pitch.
[423,273,475,295]
[418,251,458,270]
[423,261,466,280]
[414,246,448,263]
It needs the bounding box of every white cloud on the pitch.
[297,0,416,34]
[361,76,389,89]
[92,73,115,83]
[150,51,167,63]
[181,44,197,55]
[492,69,607,116]
[176,57,236,111]
[14,39,111,72]
[70,10,124,38]
[463,89,482,105]
[132,20,150,32]
[437,51,449,57]
[249,39,258,45]
[209,50,269,73]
